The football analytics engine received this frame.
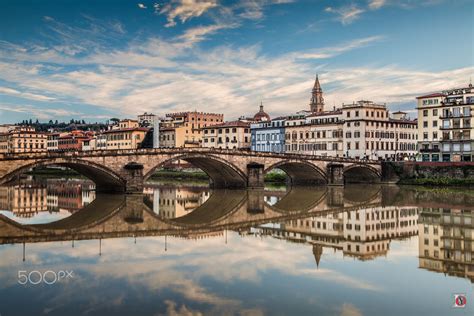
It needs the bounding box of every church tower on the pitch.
[309,74,324,112]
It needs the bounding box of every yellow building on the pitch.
[158,111,224,148]
[102,126,148,150]
[0,127,47,154]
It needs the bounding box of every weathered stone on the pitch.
[0,149,382,192]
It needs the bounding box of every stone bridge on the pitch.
[0,148,383,193]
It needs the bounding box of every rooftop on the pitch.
[202,120,250,129]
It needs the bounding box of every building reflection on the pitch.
[0,179,96,216]
[247,206,419,263]
[0,184,47,217]
[418,207,474,282]
[144,184,211,219]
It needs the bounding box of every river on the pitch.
[0,177,472,315]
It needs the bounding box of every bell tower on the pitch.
[309,74,324,112]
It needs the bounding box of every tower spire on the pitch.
[310,74,324,112]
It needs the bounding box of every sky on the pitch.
[0,0,473,123]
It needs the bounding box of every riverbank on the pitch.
[383,161,474,186]
[150,169,288,183]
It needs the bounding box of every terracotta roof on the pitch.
[416,93,445,99]
[201,120,250,129]
[102,127,149,134]
[253,103,271,122]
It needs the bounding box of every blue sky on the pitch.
[0,0,473,123]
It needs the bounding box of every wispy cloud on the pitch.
[177,22,238,45]
[368,0,387,10]
[159,0,218,27]
[0,87,56,102]
[325,5,365,25]
[296,36,384,59]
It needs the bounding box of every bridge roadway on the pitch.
[2,185,472,245]
[0,148,384,193]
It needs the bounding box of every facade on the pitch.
[158,111,224,148]
[251,117,286,153]
[0,127,47,154]
[57,131,93,152]
[416,83,473,162]
[102,126,148,150]
[201,120,251,149]
[416,93,445,161]
[285,110,344,156]
[137,112,156,127]
[439,85,473,161]
[47,132,62,152]
[342,101,417,160]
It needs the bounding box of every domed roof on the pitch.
[253,102,270,122]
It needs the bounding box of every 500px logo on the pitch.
[17,270,74,285]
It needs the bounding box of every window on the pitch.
[423,110,428,117]
[423,121,428,128]
[433,109,438,116]
[463,107,471,116]
[433,121,437,127]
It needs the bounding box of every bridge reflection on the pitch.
[1,185,473,282]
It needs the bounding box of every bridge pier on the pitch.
[247,163,265,189]
[123,162,145,194]
[247,190,265,213]
[327,163,344,186]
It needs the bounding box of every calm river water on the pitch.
[0,177,473,316]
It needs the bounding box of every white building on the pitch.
[137,112,156,127]
[342,101,417,160]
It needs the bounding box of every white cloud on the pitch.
[296,36,384,59]
[325,5,365,25]
[0,86,56,102]
[368,0,387,10]
[177,23,238,45]
[138,3,147,9]
[159,0,218,27]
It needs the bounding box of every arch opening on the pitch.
[343,166,380,184]
[144,155,247,189]
[264,161,327,186]
[1,160,126,193]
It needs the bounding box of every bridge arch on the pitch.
[0,158,126,193]
[143,154,248,188]
[264,160,328,185]
[343,164,381,184]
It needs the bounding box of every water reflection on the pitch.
[0,181,473,315]
[419,207,474,282]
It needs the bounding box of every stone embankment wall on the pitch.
[382,162,474,185]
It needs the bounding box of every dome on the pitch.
[253,103,270,122]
